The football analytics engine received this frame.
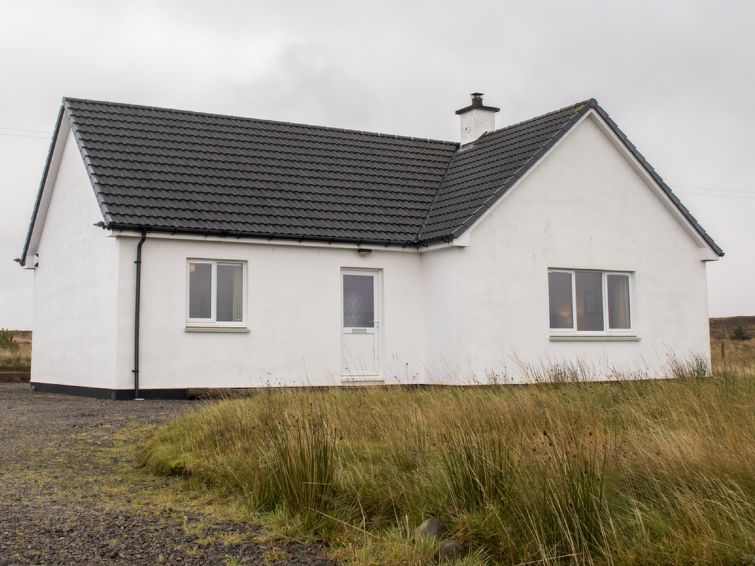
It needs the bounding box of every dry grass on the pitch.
[138,340,755,564]
[0,330,31,368]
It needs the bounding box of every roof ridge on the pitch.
[475,98,595,142]
[63,97,459,147]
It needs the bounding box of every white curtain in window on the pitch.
[548,271,574,329]
[189,263,212,319]
[217,264,243,322]
[607,274,631,329]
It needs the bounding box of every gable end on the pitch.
[428,99,723,258]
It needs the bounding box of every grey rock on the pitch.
[439,538,463,561]
[414,516,446,542]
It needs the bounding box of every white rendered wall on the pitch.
[420,246,462,381]
[447,114,713,382]
[113,237,428,390]
[30,131,120,388]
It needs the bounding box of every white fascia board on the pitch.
[461,109,719,261]
[112,230,469,253]
[23,114,72,268]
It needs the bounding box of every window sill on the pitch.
[185,325,250,334]
[550,334,640,342]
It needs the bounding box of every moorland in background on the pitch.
[0,330,31,381]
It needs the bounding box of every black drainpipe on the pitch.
[133,231,147,400]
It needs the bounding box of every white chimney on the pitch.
[456,92,500,144]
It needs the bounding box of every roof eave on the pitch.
[106,223,423,249]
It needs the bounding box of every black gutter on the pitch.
[133,232,147,400]
[106,222,424,250]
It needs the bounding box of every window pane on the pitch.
[575,271,604,331]
[607,274,631,329]
[217,264,243,322]
[343,274,374,328]
[548,272,574,329]
[189,263,211,319]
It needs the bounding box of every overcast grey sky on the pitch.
[1,0,753,328]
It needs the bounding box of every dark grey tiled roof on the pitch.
[19,97,723,263]
[65,98,458,245]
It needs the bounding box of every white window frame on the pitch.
[186,259,247,328]
[548,268,635,335]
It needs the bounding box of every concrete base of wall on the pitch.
[29,381,438,400]
[30,382,191,400]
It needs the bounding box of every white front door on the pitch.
[341,269,380,378]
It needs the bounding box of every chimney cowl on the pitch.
[456,92,499,144]
[455,92,500,115]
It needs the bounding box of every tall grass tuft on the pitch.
[523,432,614,563]
[440,426,512,511]
[266,411,337,523]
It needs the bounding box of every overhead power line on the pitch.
[0,126,52,135]
[671,185,755,200]
[672,185,755,194]
[675,193,755,201]
[0,132,50,140]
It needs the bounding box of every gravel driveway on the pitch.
[0,383,334,565]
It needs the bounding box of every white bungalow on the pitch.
[18,94,722,398]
